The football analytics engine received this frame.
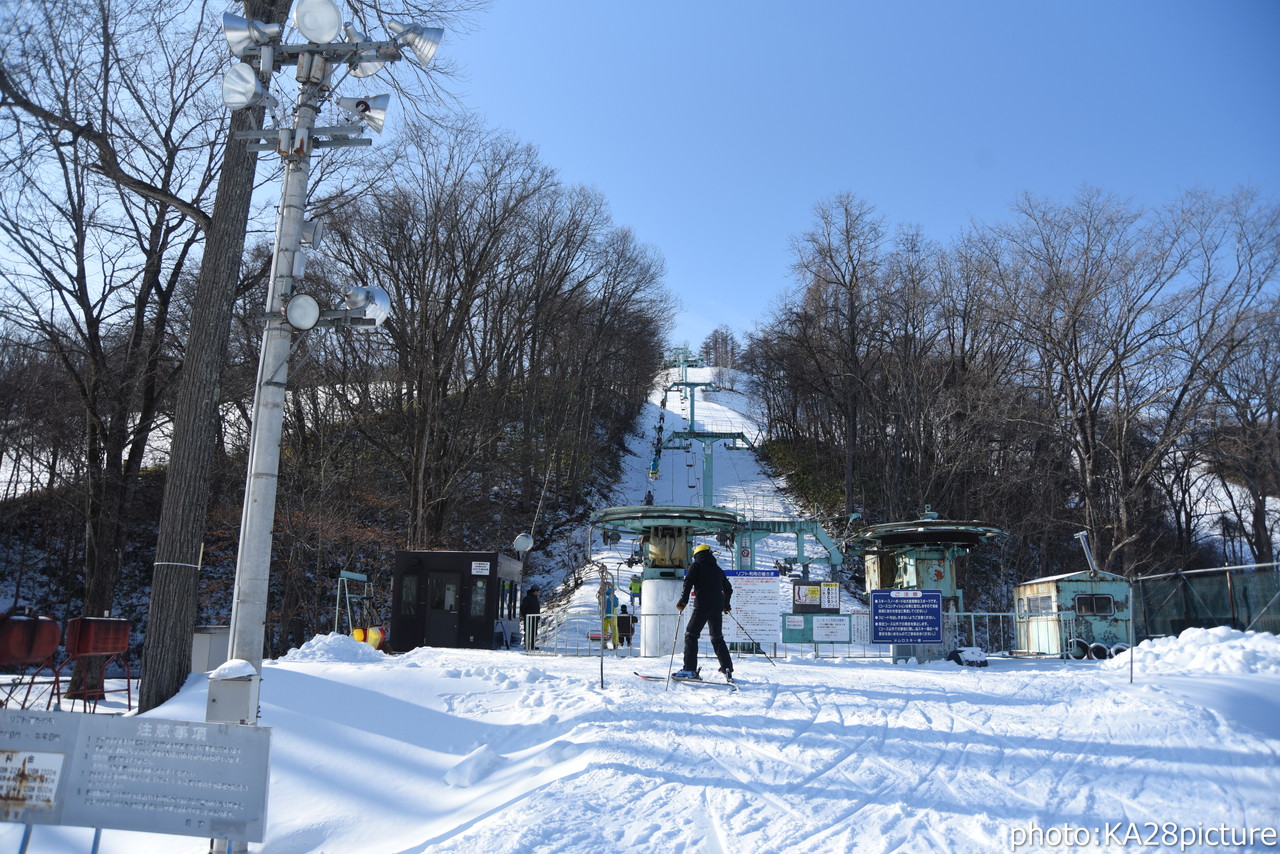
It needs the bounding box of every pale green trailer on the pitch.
[1015,569,1132,659]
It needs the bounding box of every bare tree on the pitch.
[748,186,1277,587]
[988,188,1272,575]
[321,124,672,551]
[1204,295,1280,564]
[1,0,488,710]
[0,0,216,631]
[788,192,886,517]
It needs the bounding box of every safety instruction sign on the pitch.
[870,589,943,644]
[1,709,270,841]
[811,615,850,642]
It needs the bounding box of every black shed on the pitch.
[390,550,523,651]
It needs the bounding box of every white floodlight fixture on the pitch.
[386,20,443,67]
[222,12,282,58]
[300,219,326,248]
[221,63,278,111]
[335,94,390,134]
[284,294,321,331]
[344,23,386,78]
[513,533,534,553]
[294,0,343,43]
[344,286,391,327]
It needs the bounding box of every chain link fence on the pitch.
[1133,563,1280,638]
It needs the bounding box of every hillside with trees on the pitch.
[736,189,1278,605]
[0,110,674,663]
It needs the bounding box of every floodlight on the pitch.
[344,286,390,327]
[300,219,325,247]
[335,94,390,134]
[513,533,534,552]
[294,0,342,43]
[386,21,443,67]
[344,23,385,78]
[221,63,277,111]
[284,294,321,331]
[222,13,282,58]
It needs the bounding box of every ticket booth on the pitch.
[389,550,523,651]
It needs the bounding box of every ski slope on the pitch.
[8,369,1280,853]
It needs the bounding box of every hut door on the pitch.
[426,571,460,646]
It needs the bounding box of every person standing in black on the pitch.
[674,544,733,680]
[617,604,637,650]
[521,585,541,651]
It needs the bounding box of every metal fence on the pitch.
[524,610,1032,660]
[521,571,1280,661]
[1133,563,1280,638]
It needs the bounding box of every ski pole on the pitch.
[665,607,685,690]
[729,609,776,666]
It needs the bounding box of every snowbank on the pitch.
[1105,626,1280,675]
[275,632,388,664]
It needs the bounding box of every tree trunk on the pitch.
[137,104,270,712]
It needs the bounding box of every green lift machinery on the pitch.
[850,509,1003,662]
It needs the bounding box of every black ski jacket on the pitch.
[678,550,733,611]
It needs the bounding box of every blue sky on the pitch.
[445,1,1280,348]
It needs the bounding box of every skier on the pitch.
[674,544,734,681]
[598,581,620,648]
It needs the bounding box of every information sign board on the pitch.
[791,581,841,614]
[723,567,781,643]
[870,590,943,644]
[1,709,270,842]
[811,615,851,642]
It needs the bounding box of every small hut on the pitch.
[389,550,523,651]
[1016,569,1132,658]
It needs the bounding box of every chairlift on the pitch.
[335,570,386,650]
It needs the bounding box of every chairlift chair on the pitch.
[335,570,386,649]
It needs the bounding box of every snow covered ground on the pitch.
[7,368,1280,853]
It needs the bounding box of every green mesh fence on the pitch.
[1134,568,1280,638]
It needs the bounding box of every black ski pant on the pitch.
[682,608,732,673]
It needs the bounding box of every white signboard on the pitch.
[1,709,270,842]
[812,615,851,643]
[723,567,781,643]
[471,561,491,575]
[851,613,871,644]
[820,583,840,611]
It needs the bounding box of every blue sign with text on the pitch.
[870,590,943,644]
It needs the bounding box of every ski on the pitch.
[671,673,739,691]
[634,671,740,690]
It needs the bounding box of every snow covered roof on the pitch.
[1018,569,1129,586]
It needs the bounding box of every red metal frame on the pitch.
[0,610,61,710]
[54,617,133,713]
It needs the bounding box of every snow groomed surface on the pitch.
[10,631,1279,853]
[8,367,1278,853]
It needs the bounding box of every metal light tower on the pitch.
[211,0,442,728]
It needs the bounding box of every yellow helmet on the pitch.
[693,544,712,555]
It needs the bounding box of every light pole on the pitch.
[210,0,441,728]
